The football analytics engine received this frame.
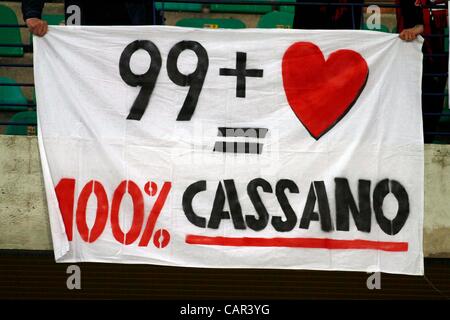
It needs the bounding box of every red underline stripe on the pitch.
[185,235,408,252]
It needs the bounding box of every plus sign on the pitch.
[219,52,264,98]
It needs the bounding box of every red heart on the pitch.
[282,42,369,139]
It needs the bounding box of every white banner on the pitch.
[34,26,424,275]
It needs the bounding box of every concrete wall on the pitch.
[424,146,450,257]
[0,135,449,257]
[0,136,51,250]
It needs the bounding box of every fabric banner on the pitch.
[34,26,424,275]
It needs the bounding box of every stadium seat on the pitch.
[362,23,390,33]
[432,81,450,144]
[43,14,65,25]
[0,77,28,112]
[0,4,24,57]
[155,2,202,12]
[5,111,37,136]
[440,82,450,124]
[210,0,273,14]
[279,0,296,14]
[257,11,294,29]
[176,18,246,29]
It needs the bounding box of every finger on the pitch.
[32,27,41,36]
[401,33,410,41]
[36,25,45,37]
[34,25,42,36]
[42,23,48,36]
[405,32,413,41]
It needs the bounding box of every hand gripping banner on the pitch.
[34,26,424,275]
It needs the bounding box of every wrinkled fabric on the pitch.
[34,26,424,275]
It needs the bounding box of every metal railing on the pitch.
[0,1,449,141]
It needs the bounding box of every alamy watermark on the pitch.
[366,272,381,290]
[66,5,81,26]
[66,265,81,290]
[366,5,381,30]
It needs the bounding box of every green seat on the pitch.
[155,2,202,12]
[176,18,246,29]
[257,11,294,29]
[279,0,296,14]
[0,4,23,57]
[363,23,390,33]
[42,14,65,25]
[210,0,272,14]
[440,82,450,125]
[432,81,450,144]
[5,111,37,136]
[0,77,28,112]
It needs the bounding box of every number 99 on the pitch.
[119,40,209,121]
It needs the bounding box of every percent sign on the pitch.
[139,181,172,249]
[55,178,173,247]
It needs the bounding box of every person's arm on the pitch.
[22,0,48,37]
[399,0,424,41]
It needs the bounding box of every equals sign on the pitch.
[213,127,269,155]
